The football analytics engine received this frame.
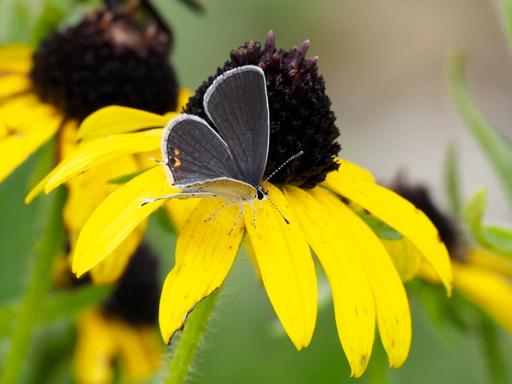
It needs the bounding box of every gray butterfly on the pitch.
[144,65,301,221]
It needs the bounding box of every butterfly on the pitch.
[143,65,302,224]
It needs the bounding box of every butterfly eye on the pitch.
[256,187,267,200]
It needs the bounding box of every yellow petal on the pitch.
[381,238,423,281]
[466,247,512,279]
[452,262,512,331]
[0,74,31,98]
[74,310,117,384]
[0,98,61,183]
[330,158,376,183]
[0,45,32,73]
[78,106,168,140]
[22,120,77,203]
[62,144,139,242]
[0,94,58,135]
[159,198,244,342]
[89,224,145,285]
[324,169,452,293]
[319,188,411,367]
[175,88,193,111]
[58,118,81,158]
[72,166,175,276]
[61,130,145,284]
[34,129,161,197]
[245,184,317,350]
[163,199,200,231]
[115,323,161,381]
[284,186,375,377]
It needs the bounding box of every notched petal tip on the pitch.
[349,354,370,378]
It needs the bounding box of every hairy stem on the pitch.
[164,290,220,384]
[0,188,65,384]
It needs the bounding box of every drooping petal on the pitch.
[60,123,146,283]
[0,74,31,98]
[452,262,512,331]
[381,238,423,281]
[115,324,161,381]
[89,224,146,284]
[28,129,162,199]
[324,168,452,293]
[245,184,317,350]
[466,247,512,279]
[0,45,32,73]
[319,187,411,367]
[284,185,375,377]
[72,166,175,277]
[0,96,62,183]
[159,198,244,342]
[78,106,168,140]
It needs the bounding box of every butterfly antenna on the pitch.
[268,197,290,224]
[264,151,304,182]
[148,157,167,165]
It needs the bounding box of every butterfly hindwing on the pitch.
[162,114,243,187]
[203,65,269,187]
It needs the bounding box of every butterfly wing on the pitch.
[162,114,245,188]
[203,65,269,187]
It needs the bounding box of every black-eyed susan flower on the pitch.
[29,32,452,377]
[1,4,189,283]
[386,180,512,331]
[74,245,162,383]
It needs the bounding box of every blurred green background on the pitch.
[1,0,511,383]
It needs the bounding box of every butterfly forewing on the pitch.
[203,65,269,187]
[162,115,242,187]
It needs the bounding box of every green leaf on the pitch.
[40,284,111,323]
[463,188,512,256]
[0,0,31,44]
[449,52,512,211]
[0,284,111,341]
[479,319,511,384]
[357,212,403,240]
[482,226,512,251]
[444,143,462,216]
[463,187,487,236]
[409,280,472,338]
[30,0,68,45]
[108,168,149,185]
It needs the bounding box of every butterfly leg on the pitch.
[203,199,239,223]
[227,203,245,235]
[244,200,257,228]
[140,192,216,206]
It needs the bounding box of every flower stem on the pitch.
[164,289,220,384]
[0,188,65,384]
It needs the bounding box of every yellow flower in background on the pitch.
[30,33,452,377]
[385,181,512,331]
[74,246,162,384]
[0,6,189,283]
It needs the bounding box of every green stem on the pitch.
[0,188,65,384]
[444,143,462,217]
[479,319,510,384]
[449,53,512,210]
[497,0,512,49]
[164,289,220,384]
